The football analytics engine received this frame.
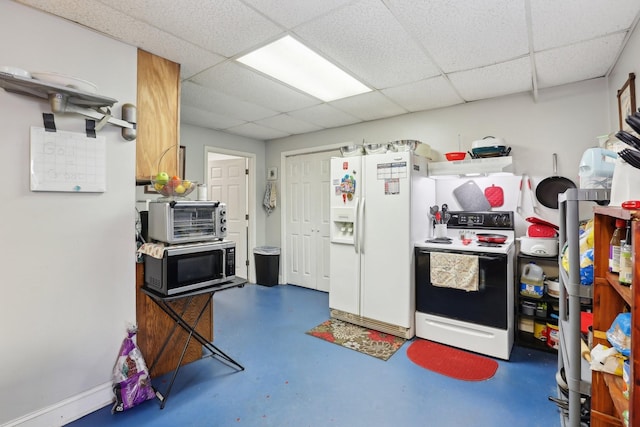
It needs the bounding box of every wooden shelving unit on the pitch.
[591,206,638,427]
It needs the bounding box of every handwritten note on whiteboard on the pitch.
[30,127,106,192]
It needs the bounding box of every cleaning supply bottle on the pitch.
[609,219,625,273]
[619,221,633,285]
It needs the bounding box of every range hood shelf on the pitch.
[428,157,513,176]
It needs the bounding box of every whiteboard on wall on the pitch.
[30,126,106,192]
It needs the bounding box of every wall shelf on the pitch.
[0,71,134,133]
[427,156,512,176]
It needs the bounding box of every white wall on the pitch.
[265,78,611,245]
[608,18,640,130]
[178,123,268,248]
[0,2,137,426]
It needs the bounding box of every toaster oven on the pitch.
[148,200,227,244]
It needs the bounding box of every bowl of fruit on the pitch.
[152,172,196,198]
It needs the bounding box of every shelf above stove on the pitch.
[427,157,513,176]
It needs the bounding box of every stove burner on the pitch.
[477,242,504,247]
[425,238,452,244]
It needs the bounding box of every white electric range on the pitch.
[414,211,515,360]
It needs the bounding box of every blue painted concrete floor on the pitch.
[68,284,561,427]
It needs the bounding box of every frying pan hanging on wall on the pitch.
[535,153,576,209]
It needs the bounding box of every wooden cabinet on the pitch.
[136,49,180,183]
[591,206,638,427]
[135,263,213,378]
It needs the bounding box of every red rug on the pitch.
[406,339,498,381]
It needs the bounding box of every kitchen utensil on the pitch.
[364,143,388,154]
[389,140,418,152]
[525,175,542,215]
[622,200,640,209]
[517,177,524,214]
[625,115,640,134]
[535,154,576,209]
[526,217,559,230]
[471,146,511,158]
[527,224,557,238]
[445,152,466,161]
[31,71,98,93]
[615,130,640,151]
[484,184,504,207]
[340,144,362,157]
[476,233,508,244]
[520,236,559,256]
[471,136,506,149]
[453,180,492,211]
[618,148,640,169]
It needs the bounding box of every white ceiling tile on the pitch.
[190,62,321,112]
[241,0,353,28]
[386,0,529,73]
[180,104,246,130]
[255,114,324,135]
[535,34,626,89]
[225,122,290,140]
[294,0,440,89]
[448,57,532,101]
[95,0,282,57]
[329,91,408,121]
[181,81,278,122]
[381,76,464,112]
[288,104,362,128]
[531,0,640,50]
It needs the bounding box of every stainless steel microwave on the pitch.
[144,240,236,296]
[148,200,227,244]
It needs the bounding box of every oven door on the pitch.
[415,247,509,329]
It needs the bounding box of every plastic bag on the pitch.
[561,220,595,285]
[606,312,632,357]
[111,326,156,413]
[589,343,626,376]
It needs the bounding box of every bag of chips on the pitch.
[111,326,156,413]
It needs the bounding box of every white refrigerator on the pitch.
[329,150,435,338]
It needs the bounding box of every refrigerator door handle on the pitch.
[359,197,365,254]
[354,197,360,254]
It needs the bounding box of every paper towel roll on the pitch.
[197,184,207,201]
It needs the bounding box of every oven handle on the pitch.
[416,249,505,261]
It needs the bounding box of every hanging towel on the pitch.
[430,252,479,292]
[263,181,277,215]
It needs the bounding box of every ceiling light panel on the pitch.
[237,35,371,102]
[531,0,640,50]
[293,0,441,89]
[386,0,529,73]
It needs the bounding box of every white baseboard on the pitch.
[2,382,112,427]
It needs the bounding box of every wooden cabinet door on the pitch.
[136,49,180,182]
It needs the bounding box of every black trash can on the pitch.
[253,246,280,286]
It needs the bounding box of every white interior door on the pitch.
[208,157,248,279]
[285,150,336,291]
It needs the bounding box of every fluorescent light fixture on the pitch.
[237,35,371,102]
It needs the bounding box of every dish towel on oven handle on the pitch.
[430,252,479,292]
[136,242,165,259]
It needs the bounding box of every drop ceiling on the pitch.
[16,0,640,141]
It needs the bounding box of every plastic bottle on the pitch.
[609,219,625,273]
[619,221,633,285]
[520,263,545,298]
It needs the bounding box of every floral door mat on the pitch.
[306,319,406,361]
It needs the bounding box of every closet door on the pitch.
[285,151,335,291]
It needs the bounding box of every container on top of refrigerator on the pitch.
[578,148,617,189]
